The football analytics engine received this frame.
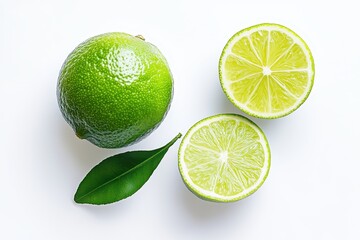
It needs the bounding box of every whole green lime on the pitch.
[57,33,173,148]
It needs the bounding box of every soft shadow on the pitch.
[180,188,240,219]
[72,198,135,219]
[59,120,118,172]
[170,181,261,235]
[251,117,285,134]
[176,176,258,222]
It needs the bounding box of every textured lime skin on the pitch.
[57,33,173,148]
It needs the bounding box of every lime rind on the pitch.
[57,33,173,148]
[178,114,271,202]
[219,23,315,119]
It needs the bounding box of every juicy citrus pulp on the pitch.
[57,33,173,148]
[219,23,315,118]
[178,114,270,202]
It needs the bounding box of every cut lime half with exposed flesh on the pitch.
[178,114,270,202]
[219,23,315,119]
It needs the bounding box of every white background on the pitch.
[1,0,359,239]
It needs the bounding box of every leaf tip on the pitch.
[74,188,88,204]
[74,193,82,204]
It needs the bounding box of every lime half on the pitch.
[219,23,315,119]
[178,114,270,202]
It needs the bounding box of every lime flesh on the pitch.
[219,23,315,119]
[178,114,271,202]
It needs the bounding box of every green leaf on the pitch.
[74,133,182,205]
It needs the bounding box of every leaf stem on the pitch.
[165,133,182,148]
